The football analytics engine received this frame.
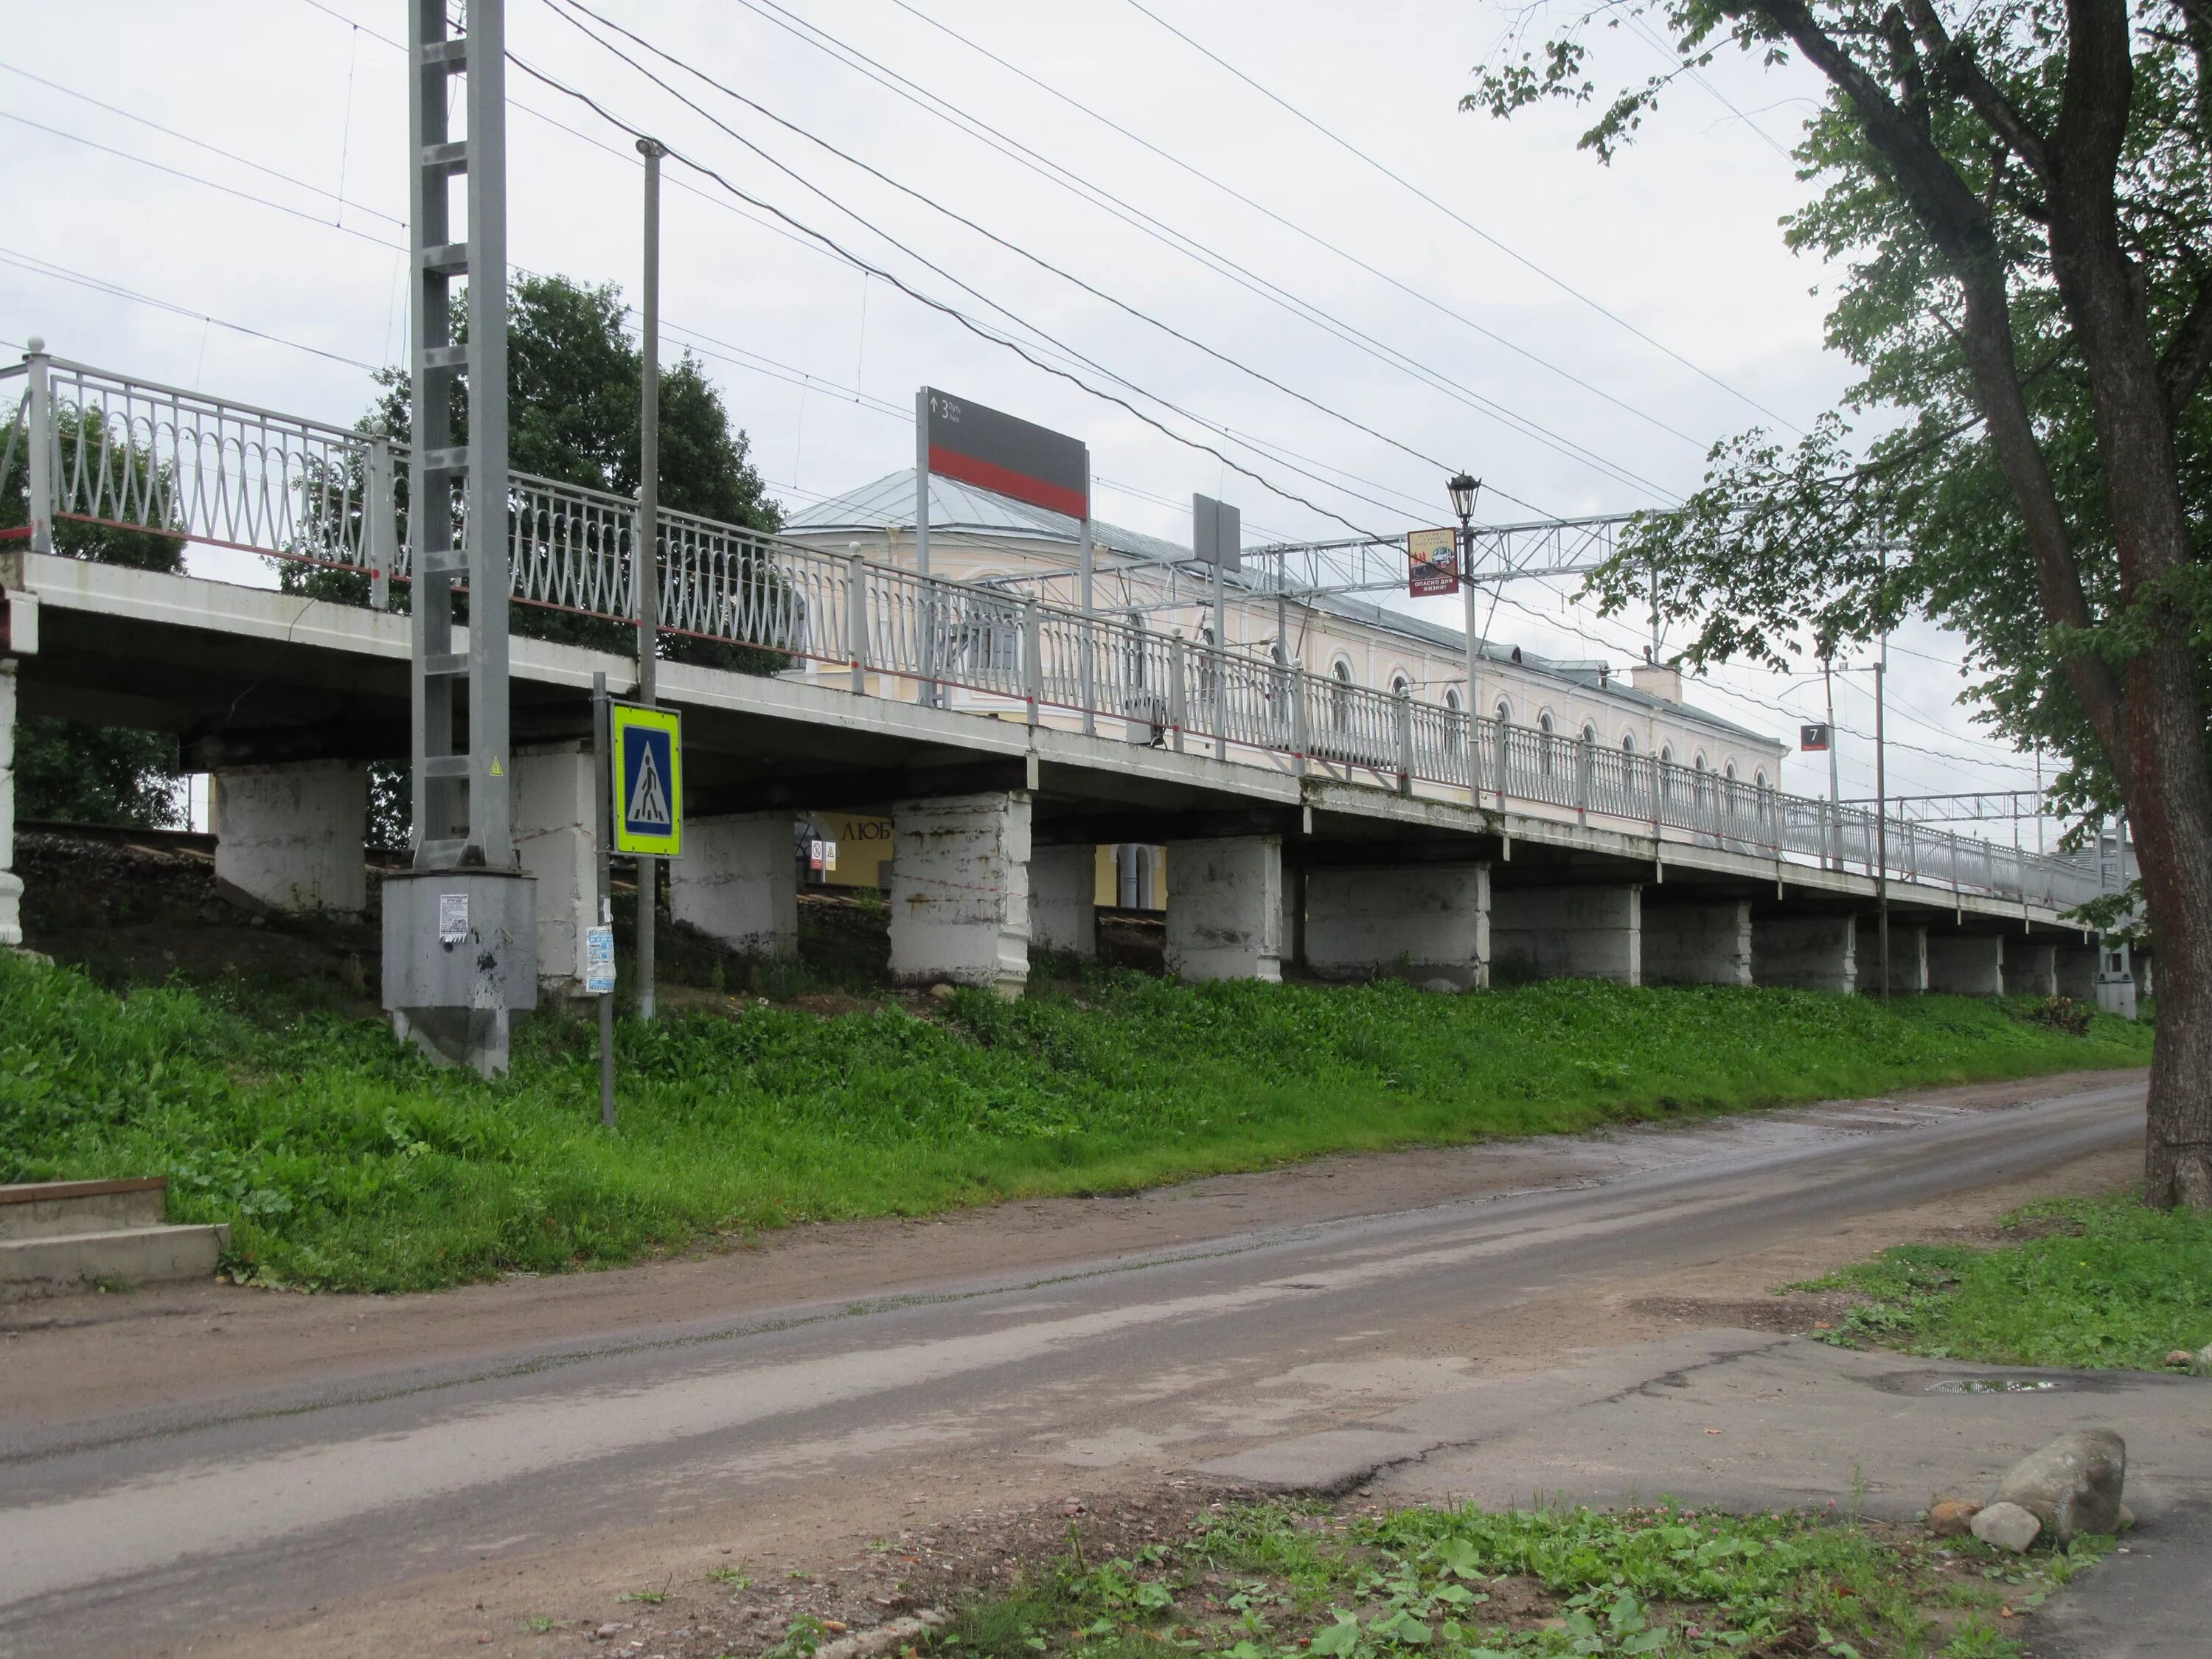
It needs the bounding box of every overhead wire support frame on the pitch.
[381,0,538,1078]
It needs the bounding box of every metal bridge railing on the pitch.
[1,350,2109,913]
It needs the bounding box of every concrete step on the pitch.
[0,1221,229,1298]
[0,1176,170,1240]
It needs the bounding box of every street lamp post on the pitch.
[1447,472,1480,777]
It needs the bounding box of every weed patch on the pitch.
[932,1500,2100,1659]
[1796,1192,2212,1368]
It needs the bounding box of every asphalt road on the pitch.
[0,1077,2152,1658]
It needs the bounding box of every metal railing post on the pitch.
[1394,689,1413,794]
[1576,737,1591,824]
[1289,661,1307,776]
[1021,597,1041,726]
[846,550,869,695]
[367,434,395,608]
[1168,637,1187,754]
[24,340,52,555]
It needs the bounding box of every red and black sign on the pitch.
[1800,723,1831,752]
[922,387,1088,519]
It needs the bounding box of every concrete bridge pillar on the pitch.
[1927,931,2006,995]
[1750,914,1856,993]
[888,792,1030,995]
[1854,917,1929,994]
[512,743,599,990]
[671,812,799,960]
[1642,898,1753,987]
[2056,943,2100,1001]
[1028,843,1096,959]
[2003,940,2059,998]
[1304,863,1489,988]
[1489,885,1641,984]
[0,660,19,947]
[1164,835,1282,982]
[211,759,367,917]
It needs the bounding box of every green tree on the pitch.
[1471,0,2212,1206]
[2,407,187,826]
[301,272,784,669]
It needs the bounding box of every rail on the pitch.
[0,352,2106,912]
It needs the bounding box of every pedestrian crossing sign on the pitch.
[611,703,682,857]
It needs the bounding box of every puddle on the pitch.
[1927,1377,2067,1394]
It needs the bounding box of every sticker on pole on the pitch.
[438,891,470,944]
[611,703,683,856]
[583,925,616,995]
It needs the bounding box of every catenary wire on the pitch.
[1119,0,1806,434]
[882,0,1714,451]
[723,0,1677,507]
[546,0,1676,506]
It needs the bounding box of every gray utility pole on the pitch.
[594,672,616,1127]
[382,0,538,1077]
[1823,659,1843,869]
[1875,557,1891,1003]
[634,137,665,1023]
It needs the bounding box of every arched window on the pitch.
[1660,743,1674,764]
[1754,768,1768,790]
[1693,752,1708,771]
[1723,759,1737,782]
[1537,709,1557,776]
[1329,657,1354,732]
[1621,730,1636,754]
[1581,720,1598,745]
[1495,697,1513,725]
[1389,671,1412,698]
[1537,709,1555,736]
[1442,686,1462,714]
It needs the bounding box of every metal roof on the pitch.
[786,472,1776,750]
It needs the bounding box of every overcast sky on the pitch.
[0,0,2056,824]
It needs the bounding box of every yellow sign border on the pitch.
[611,702,684,857]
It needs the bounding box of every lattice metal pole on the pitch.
[382,0,536,1077]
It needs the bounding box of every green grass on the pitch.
[0,950,2152,1293]
[1798,1192,2212,1368]
[932,1499,2101,1659]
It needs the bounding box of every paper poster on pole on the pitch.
[611,703,684,857]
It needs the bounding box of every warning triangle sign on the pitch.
[627,742,671,829]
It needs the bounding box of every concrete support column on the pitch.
[0,659,18,947]
[2056,944,2101,1001]
[888,792,1030,995]
[1489,885,1641,984]
[1028,843,1096,959]
[1854,917,1929,994]
[1164,835,1281,982]
[1927,931,2006,995]
[512,743,599,989]
[211,759,367,916]
[1304,863,1489,989]
[670,812,799,960]
[2003,940,2059,998]
[1642,898,1752,987]
[2097,943,2139,1019]
[1750,914,1856,993]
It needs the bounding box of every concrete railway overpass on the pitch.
[0,352,2129,1006]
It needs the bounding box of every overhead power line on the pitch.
[1119,0,1805,434]
[543,0,1552,520]
[549,0,1659,510]
[506,50,1403,542]
[718,0,1677,509]
[883,0,1713,453]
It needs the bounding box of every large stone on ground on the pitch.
[1970,1500,2042,1553]
[1991,1428,2126,1543]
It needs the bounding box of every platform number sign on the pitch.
[1799,723,1831,753]
[611,703,683,857]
